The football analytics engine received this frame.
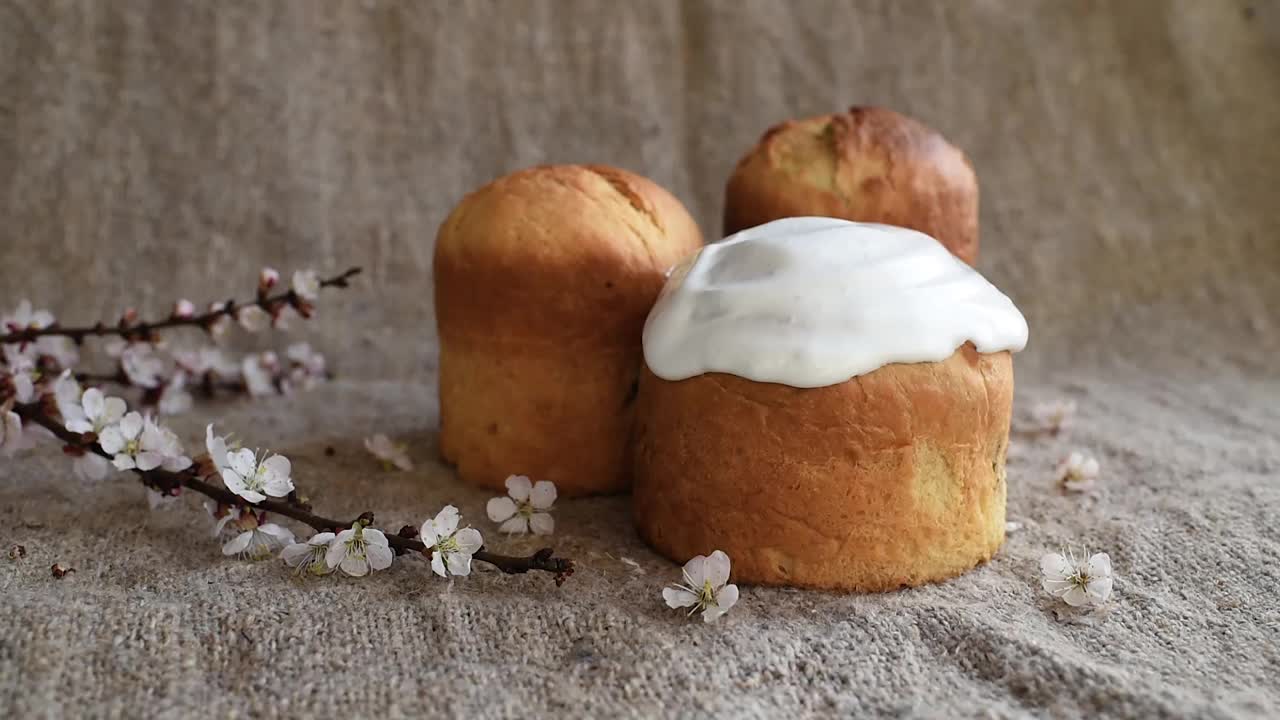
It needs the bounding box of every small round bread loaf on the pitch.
[434,164,703,496]
[633,218,1026,591]
[723,106,979,264]
[632,346,1012,591]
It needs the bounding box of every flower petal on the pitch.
[1039,553,1071,583]
[1086,552,1112,580]
[100,397,126,424]
[340,553,370,577]
[717,583,740,612]
[258,523,295,545]
[308,532,336,547]
[81,388,104,419]
[705,550,732,588]
[98,427,125,454]
[529,480,557,510]
[366,544,394,571]
[281,543,312,567]
[528,512,554,536]
[453,527,483,554]
[227,448,257,479]
[663,586,699,609]
[430,552,447,578]
[362,528,389,547]
[487,496,518,523]
[419,519,439,546]
[682,555,709,588]
[446,551,472,577]
[433,505,460,536]
[118,412,143,440]
[1061,585,1090,607]
[499,516,529,534]
[505,475,532,502]
[222,531,253,556]
[325,536,351,569]
[135,451,164,472]
[112,454,136,471]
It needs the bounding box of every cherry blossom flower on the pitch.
[285,342,326,390]
[663,550,740,623]
[207,302,233,339]
[121,343,166,389]
[363,434,412,471]
[486,475,556,535]
[236,305,270,333]
[1033,399,1077,435]
[63,387,127,435]
[174,347,238,377]
[291,270,320,302]
[325,523,394,577]
[1057,451,1100,493]
[2,347,36,404]
[241,352,277,397]
[219,446,293,503]
[172,299,196,319]
[4,299,54,334]
[420,505,483,578]
[1040,549,1113,607]
[99,412,191,472]
[281,532,337,576]
[259,267,280,293]
[157,372,193,416]
[222,511,295,560]
[2,300,75,365]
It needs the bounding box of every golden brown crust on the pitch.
[631,345,1012,591]
[723,106,979,265]
[435,164,703,496]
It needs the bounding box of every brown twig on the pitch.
[0,268,362,345]
[13,401,574,581]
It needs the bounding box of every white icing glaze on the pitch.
[643,217,1028,388]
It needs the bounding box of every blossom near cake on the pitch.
[631,217,1028,591]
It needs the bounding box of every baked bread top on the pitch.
[435,164,703,347]
[643,217,1027,388]
[723,106,979,264]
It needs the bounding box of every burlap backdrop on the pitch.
[1,1,1277,718]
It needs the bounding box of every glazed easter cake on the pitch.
[631,217,1028,591]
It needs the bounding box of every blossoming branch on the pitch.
[1,269,574,586]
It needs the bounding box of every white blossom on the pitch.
[3,300,54,333]
[285,342,326,389]
[207,302,233,339]
[1034,399,1077,434]
[291,270,320,302]
[157,372,193,416]
[420,505,483,578]
[241,352,277,397]
[63,387,127,435]
[363,434,412,471]
[663,550,740,623]
[219,447,293,503]
[236,305,270,333]
[121,343,167,389]
[172,299,196,319]
[2,345,37,404]
[486,475,556,535]
[281,532,337,576]
[222,512,295,560]
[259,267,280,293]
[99,412,191,472]
[1040,549,1113,607]
[325,524,394,577]
[1057,451,1100,493]
[174,347,239,377]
